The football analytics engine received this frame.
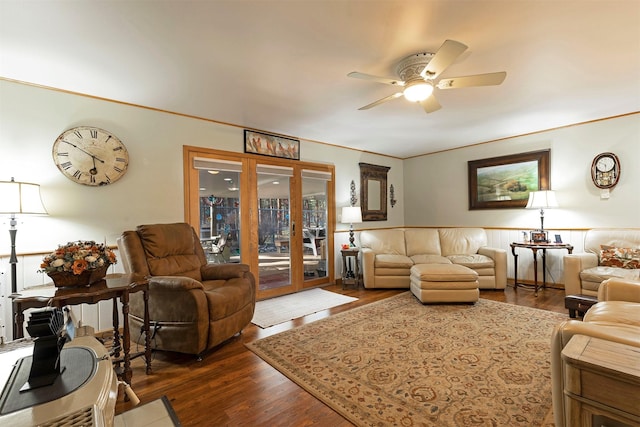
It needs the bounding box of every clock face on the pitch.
[595,156,615,172]
[52,126,129,186]
[591,152,620,189]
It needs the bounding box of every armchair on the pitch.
[117,223,256,358]
[550,278,640,427]
[563,228,640,297]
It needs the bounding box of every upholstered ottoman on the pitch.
[410,264,479,303]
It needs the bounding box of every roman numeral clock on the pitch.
[52,126,129,186]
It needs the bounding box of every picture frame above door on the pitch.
[244,129,300,160]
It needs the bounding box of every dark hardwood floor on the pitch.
[114,284,568,426]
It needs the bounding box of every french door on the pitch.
[184,146,334,300]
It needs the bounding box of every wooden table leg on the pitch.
[121,291,132,385]
[112,297,121,359]
[511,245,519,290]
[531,248,539,296]
[143,289,152,374]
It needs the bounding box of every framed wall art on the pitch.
[468,149,550,210]
[244,129,300,160]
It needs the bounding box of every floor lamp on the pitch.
[0,178,48,295]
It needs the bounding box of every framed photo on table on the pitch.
[530,230,549,243]
[468,149,550,210]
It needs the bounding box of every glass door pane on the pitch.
[302,176,328,282]
[198,167,241,264]
[257,168,292,290]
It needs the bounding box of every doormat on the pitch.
[251,288,358,328]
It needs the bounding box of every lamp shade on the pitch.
[341,206,362,224]
[525,190,558,209]
[0,179,48,215]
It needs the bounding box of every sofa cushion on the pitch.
[410,264,478,282]
[438,228,487,256]
[405,229,441,256]
[375,254,413,268]
[600,245,640,269]
[447,254,495,269]
[579,266,640,284]
[360,229,407,255]
[410,254,451,265]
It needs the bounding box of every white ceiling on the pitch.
[1,1,639,159]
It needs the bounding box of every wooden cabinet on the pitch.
[561,335,640,427]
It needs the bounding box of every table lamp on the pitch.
[525,190,558,232]
[341,206,362,247]
[0,178,48,294]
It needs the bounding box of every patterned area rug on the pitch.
[247,292,563,426]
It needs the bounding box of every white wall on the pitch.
[403,114,640,229]
[0,79,404,338]
[1,78,638,339]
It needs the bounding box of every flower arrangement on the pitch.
[40,240,117,275]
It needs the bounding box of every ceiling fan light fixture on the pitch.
[403,81,433,102]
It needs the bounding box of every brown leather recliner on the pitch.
[117,223,256,358]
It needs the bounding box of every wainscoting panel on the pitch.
[1,230,589,341]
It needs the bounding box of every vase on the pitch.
[47,264,110,288]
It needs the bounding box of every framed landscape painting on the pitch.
[468,149,550,210]
[244,130,300,160]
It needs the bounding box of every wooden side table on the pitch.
[561,334,640,427]
[10,273,151,385]
[340,247,361,289]
[510,242,573,296]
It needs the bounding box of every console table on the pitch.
[10,273,151,385]
[510,242,573,296]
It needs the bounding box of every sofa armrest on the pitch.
[361,248,375,288]
[598,278,640,302]
[563,253,598,295]
[478,247,507,288]
[129,276,208,324]
[149,276,205,291]
[201,263,251,280]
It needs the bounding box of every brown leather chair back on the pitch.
[120,223,207,281]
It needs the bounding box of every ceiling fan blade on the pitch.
[437,72,507,89]
[420,95,441,113]
[358,92,403,110]
[420,39,468,80]
[348,71,404,86]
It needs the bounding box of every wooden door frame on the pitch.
[183,145,335,299]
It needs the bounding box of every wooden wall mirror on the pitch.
[359,162,390,221]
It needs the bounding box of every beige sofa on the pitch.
[359,228,507,289]
[563,228,640,297]
[550,278,640,427]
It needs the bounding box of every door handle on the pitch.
[292,221,295,236]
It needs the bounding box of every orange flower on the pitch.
[72,259,88,275]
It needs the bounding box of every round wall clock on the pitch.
[52,126,129,186]
[590,152,620,189]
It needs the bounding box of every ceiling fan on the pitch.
[348,40,506,113]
